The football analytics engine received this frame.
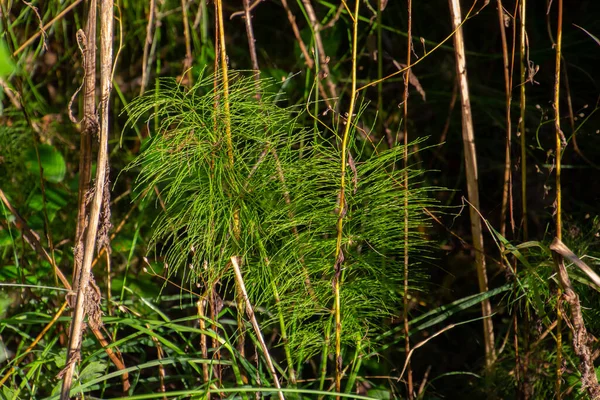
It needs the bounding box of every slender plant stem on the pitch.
[140,0,156,95]
[333,1,360,396]
[215,0,234,169]
[73,0,97,295]
[448,0,496,368]
[519,0,528,240]
[552,0,564,396]
[376,0,383,140]
[318,324,332,398]
[280,0,314,68]
[181,0,193,85]
[242,0,260,91]
[215,0,246,368]
[271,280,297,385]
[402,0,413,397]
[231,257,285,400]
[299,0,337,101]
[60,1,113,398]
[497,0,513,241]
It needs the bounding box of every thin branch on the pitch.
[518,0,528,240]
[448,0,496,367]
[242,0,260,95]
[300,0,337,101]
[181,0,193,86]
[231,257,285,400]
[333,1,359,396]
[497,0,513,241]
[402,0,414,397]
[552,0,564,395]
[140,0,157,95]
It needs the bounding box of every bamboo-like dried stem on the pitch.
[60,0,113,398]
[448,0,496,368]
[73,0,97,292]
[231,257,285,400]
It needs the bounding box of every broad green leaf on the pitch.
[24,144,66,183]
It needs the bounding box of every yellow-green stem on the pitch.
[333,0,360,396]
[553,0,563,397]
[215,0,234,168]
[402,0,413,396]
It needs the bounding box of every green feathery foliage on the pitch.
[124,70,438,368]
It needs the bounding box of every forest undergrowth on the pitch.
[0,0,599,399]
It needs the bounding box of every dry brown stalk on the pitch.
[230,257,285,400]
[197,300,211,384]
[496,0,514,241]
[550,238,600,399]
[242,0,260,78]
[278,0,331,107]
[279,0,313,68]
[73,0,98,292]
[140,0,157,95]
[60,0,114,398]
[300,0,337,101]
[447,0,496,368]
[181,0,193,86]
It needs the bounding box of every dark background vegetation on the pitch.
[1,0,600,398]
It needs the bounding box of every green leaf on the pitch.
[0,228,15,246]
[24,144,66,183]
[0,40,15,77]
[79,361,107,383]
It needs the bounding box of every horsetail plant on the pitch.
[124,70,438,396]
